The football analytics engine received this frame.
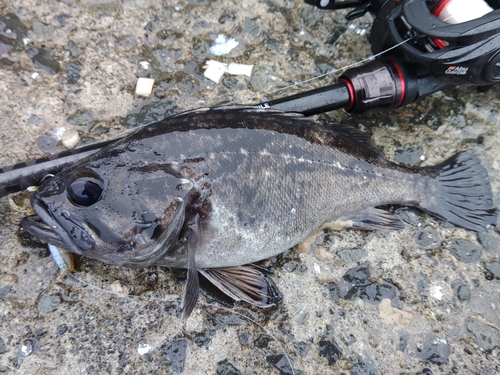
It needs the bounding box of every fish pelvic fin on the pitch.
[180,217,201,320]
[420,152,497,233]
[199,265,283,308]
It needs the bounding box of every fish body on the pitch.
[21,107,497,316]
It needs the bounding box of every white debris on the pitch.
[137,342,153,356]
[203,60,253,83]
[433,337,448,345]
[20,342,32,357]
[227,63,253,76]
[61,128,80,149]
[209,34,239,56]
[313,263,321,274]
[135,77,155,98]
[54,126,66,139]
[430,285,444,300]
[139,61,150,70]
[203,60,227,83]
[110,280,129,296]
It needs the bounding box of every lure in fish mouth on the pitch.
[22,194,96,254]
[20,107,498,318]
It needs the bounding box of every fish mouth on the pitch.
[21,193,94,255]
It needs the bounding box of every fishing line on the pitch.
[229,36,413,106]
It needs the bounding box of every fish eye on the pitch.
[67,176,104,207]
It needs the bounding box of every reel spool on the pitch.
[432,0,493,24]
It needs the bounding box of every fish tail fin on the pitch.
[419,152,497,232]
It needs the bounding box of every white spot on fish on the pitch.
[290,208,296,214]
[240,148,249,156]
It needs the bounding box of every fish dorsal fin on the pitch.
[325,122,383,158]
[182,106,384,159]
[198,265,282,308]
[138,105,388,165]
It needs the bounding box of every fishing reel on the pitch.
[292,0,500,113]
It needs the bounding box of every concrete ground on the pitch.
[0,0,499,374]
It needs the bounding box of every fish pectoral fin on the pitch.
[340,208,405,232]
[199,265,282,308]
[180,218,201,320]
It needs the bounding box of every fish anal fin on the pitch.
[340,207,405,232]
[199,266,282,308]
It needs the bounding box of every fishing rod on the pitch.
[1,0,499,198]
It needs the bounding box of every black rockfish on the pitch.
[21,107,497,317]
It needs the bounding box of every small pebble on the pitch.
[315,247,328,261]
[417,335,451,365]
[38,294,61,314]
[216,360,241,375]
[110,280,129,296]
[61,128,80,149]
[415,226,441,249]
[446,239,482,263]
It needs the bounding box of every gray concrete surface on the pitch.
[0,0,499,374]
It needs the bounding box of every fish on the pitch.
[20,106,497,318]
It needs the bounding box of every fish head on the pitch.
[21,161,192,268]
